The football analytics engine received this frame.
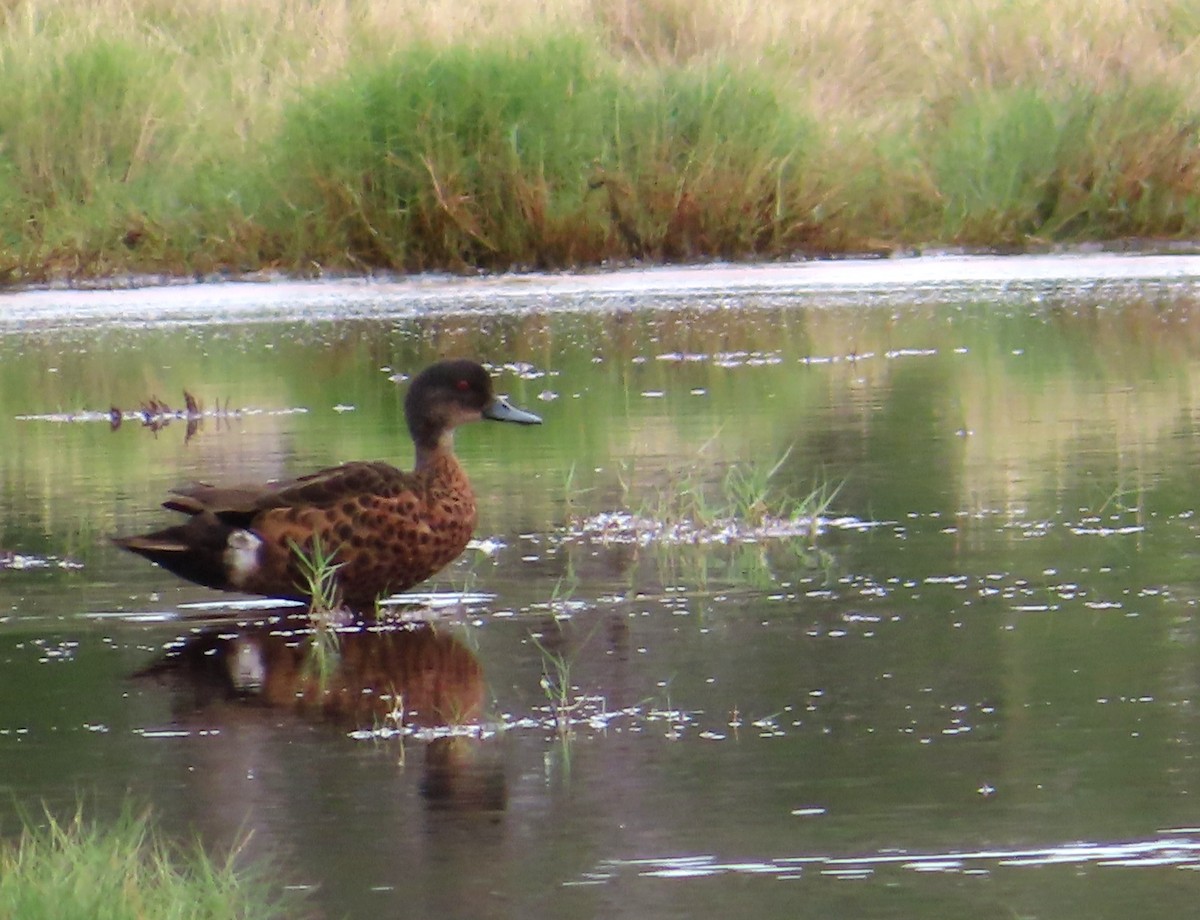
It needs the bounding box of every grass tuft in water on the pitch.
[531,630,578,738]
[721,444,799,527]
[566,448,843,592]
[0,803,303,920]
[528,581,596,737]
[288,534,344,686]
[640,447,843,539]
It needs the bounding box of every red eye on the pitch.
[456,379,470,391]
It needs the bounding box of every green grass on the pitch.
[562,448,842,593]
[288,533,345,615]
[4,0,1200,282]
[631,446,842,536]
[265,40,816,270]
[267,37,615,271]
[927,82,1200,243]
[0,804,304,920]
[288,535,345,685]
[531,628,579,737]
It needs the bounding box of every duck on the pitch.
[113,358,542,613]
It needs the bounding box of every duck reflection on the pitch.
[136,615,506,815]
[135,615,486,730]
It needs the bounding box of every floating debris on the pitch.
[562,509,846,547]
[136,390,205,439]
[17,393,309,444]
[653,349,783,368]
[0,551,83,571]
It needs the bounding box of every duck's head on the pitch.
[404,359,542,451]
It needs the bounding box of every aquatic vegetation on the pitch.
[529,577,590,736]
[289,534,345,686]
[581,451,843,547]
[290,533,345,616]
[721,448,843,541]
[0,804,304,920]
[553,449,844,596]
[530,629,581,737]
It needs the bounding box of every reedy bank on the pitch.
[2,0,1199,282]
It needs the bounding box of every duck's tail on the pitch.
[112,513,246,593]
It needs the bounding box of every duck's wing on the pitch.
[162,484,269,517]
[163,462,414,521]
[268,461,415,505]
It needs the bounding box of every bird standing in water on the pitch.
[114,359,542,613]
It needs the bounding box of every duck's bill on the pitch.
[483,396,542,425]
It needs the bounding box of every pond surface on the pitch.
[3,254,1200,919]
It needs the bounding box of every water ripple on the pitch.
[586,834,1200,884]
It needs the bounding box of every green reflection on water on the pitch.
[2,287,1200,919]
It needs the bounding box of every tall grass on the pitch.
[0,804,304,919]
[2,0,1200,282]
[268,38,616,271]
[927,82,1200,243]
[268,40,818,270]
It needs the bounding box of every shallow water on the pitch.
[4,254,1200,918]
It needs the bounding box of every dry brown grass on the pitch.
[11,0,1200,136]
[4,0,1200,279]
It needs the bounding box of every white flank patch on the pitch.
[223,530,263,586]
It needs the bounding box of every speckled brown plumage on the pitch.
[113,359,542,612]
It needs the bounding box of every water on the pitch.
[3,255,1200,918]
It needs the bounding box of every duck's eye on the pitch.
[455,379,470,391]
